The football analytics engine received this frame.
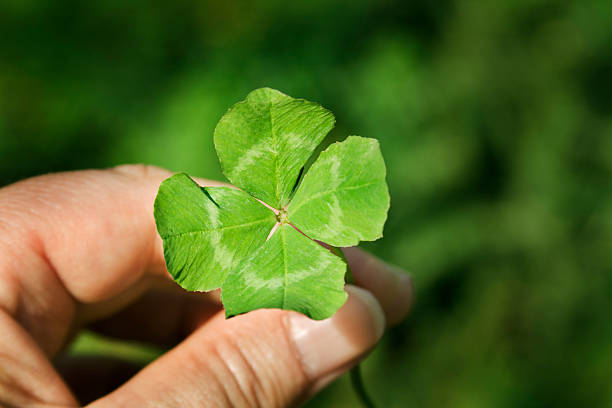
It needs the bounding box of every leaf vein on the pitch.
[269,96,282,207]
[281,228,288,309]
[162,218,272,239]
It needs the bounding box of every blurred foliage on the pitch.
[2,0,612,406]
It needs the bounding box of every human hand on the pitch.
[0,165,413,408]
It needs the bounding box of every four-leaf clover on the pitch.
[154,88,389,320]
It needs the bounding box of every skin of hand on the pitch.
[0,164,414,408]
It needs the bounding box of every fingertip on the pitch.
[343,247,414,326]
[286,284,385,381]
[344,285,386,341]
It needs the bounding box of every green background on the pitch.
[2,0,612,406]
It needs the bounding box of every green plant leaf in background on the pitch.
[154,88,389,320]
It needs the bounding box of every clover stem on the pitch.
[350,364,377,408]
[331,246,377,408]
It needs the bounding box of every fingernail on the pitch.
[287,285,385,379]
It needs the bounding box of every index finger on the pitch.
[0,165,213,304]
[0,165,228,357]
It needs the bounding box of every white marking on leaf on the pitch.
[205,198,233,270]
[230,137,275,180]
[328,153,343,189]
[326,194,346,239]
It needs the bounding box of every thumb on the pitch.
[88,285,385,408]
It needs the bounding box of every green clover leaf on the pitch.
[154,88,389,320]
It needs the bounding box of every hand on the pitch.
[0,165,413,408]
